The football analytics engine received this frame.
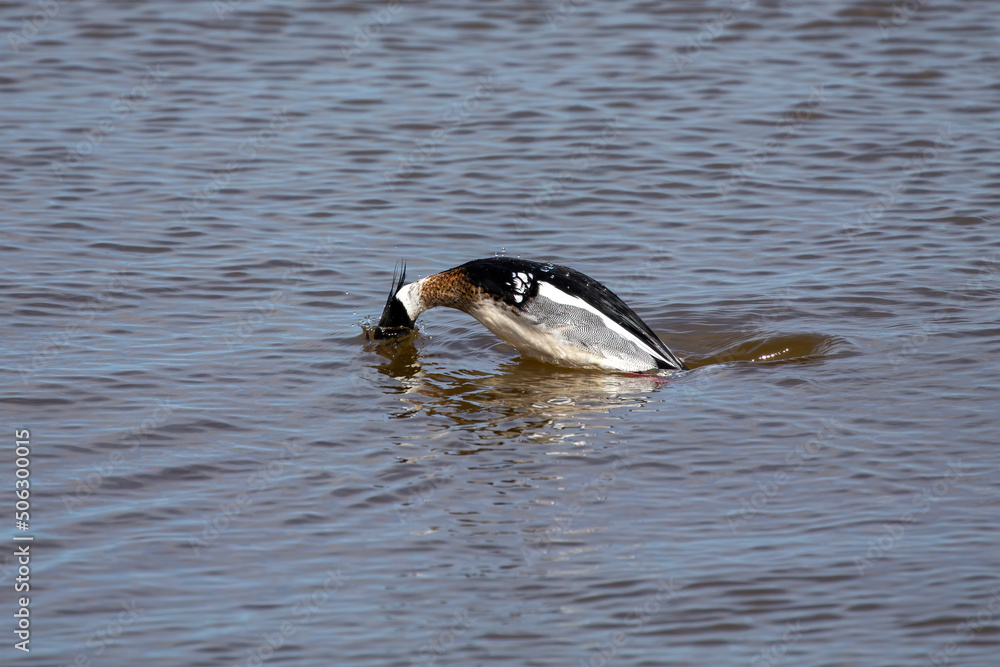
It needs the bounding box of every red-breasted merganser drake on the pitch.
[372,258,687,373]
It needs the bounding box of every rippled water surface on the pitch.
[3,1,999,665]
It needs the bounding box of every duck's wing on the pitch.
[537,266,687,371]
[461,258,687,371]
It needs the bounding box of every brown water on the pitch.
[2,1,999,665]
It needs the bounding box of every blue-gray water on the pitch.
[2,1,999,665]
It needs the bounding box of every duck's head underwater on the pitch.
[372,257,687,373]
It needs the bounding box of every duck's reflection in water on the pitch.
[363,325,840,453]
[366,334,676,451]
[360,329,843,575]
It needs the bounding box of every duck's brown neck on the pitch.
[415,267,484,314]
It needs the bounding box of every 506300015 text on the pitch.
[14,428,33,654]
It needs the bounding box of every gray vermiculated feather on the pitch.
[521,290,662,370]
